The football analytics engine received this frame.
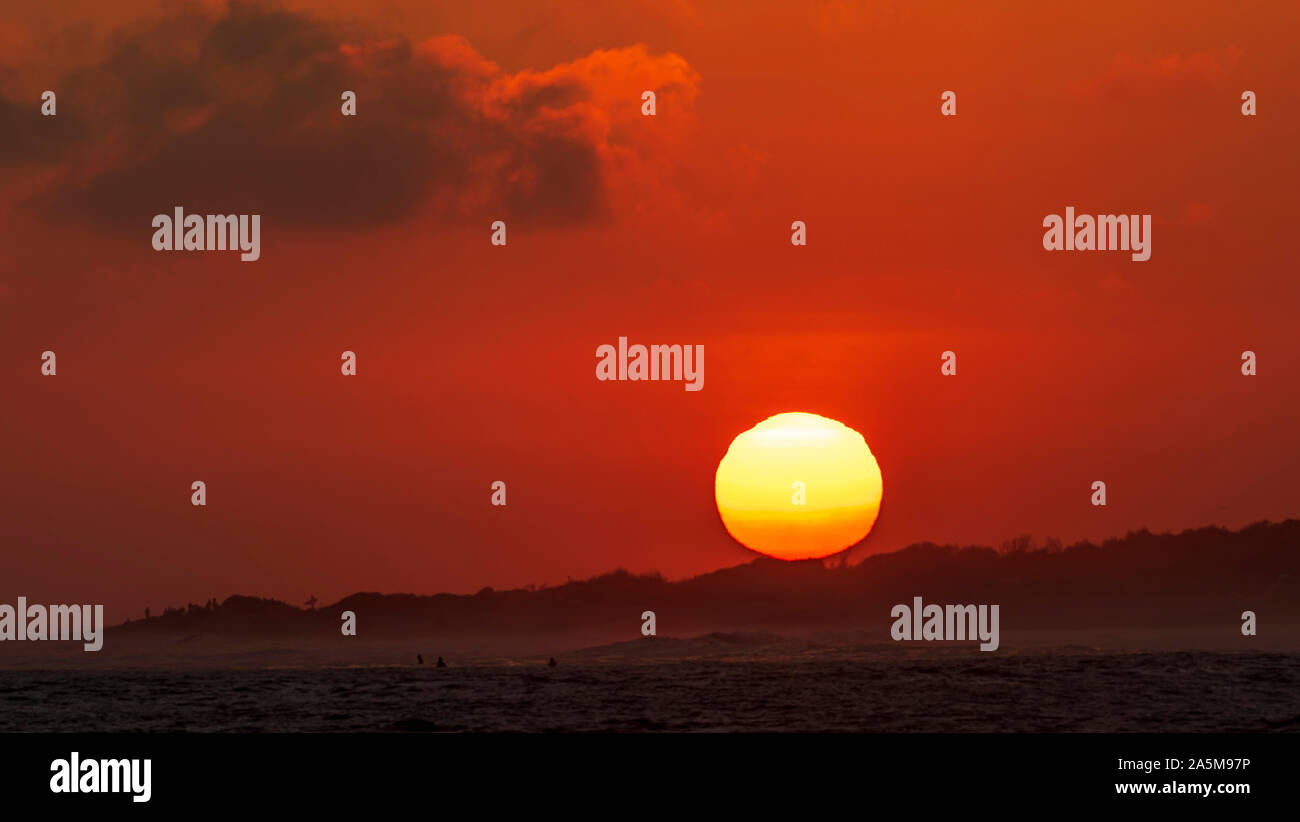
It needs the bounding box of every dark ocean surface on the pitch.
[3,648,1299,732]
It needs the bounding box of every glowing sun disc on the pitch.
[714,412,883,560]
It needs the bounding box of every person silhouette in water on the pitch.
[417,654,424,665]
[436,656,447,668]
[547,657,557,668]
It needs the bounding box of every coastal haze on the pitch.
[4,520,1298,665]
[6,521,1299,732]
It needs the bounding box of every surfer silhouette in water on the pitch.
[547,657,557,668]
[436,656,447,668]
[417,654,424,665]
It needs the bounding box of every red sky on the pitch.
[2,0,1298,619]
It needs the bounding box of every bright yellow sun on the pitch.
[714,412,883,561]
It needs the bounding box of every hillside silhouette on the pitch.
[108,520,1300,651]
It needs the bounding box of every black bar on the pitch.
[1,733,1286,811]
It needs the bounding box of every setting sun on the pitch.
[714,413,883,561]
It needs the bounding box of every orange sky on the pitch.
[2,0,1298,619]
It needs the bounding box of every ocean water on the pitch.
[3,650,1298,732]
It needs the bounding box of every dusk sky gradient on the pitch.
[2,0,1298,619]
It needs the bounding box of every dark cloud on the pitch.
[0,1,700,228]
[0,95,84,163]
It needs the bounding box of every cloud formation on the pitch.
[0,1,700,228]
